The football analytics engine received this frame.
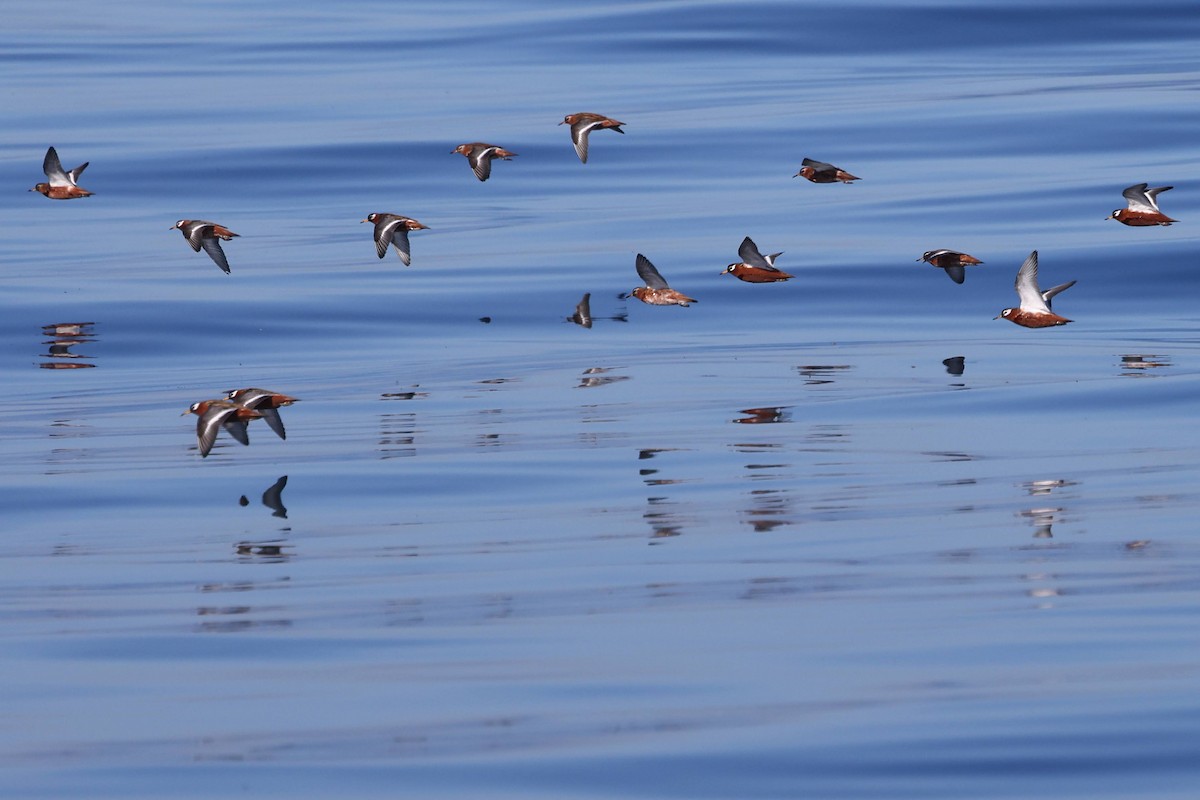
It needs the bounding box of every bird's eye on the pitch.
[1002,309,1011,317]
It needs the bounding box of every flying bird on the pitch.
[918,249,983,284]
[30,146,93,199]
[996,251,1075,328]
[723,237,792,283]
[560,113,625,163]
[452,142,518,181]
[630,254,696,306]
[793,157,859,184]
[183,400,261,458]
[362,213,429,266]
[171,220,239,274]
[1107,183,1176,226]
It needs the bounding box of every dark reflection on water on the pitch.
[943,355,965,376]
[233,542,291,562]
[636,449,691,539]
[38,321,96,369]
[261,475,288,518]
[1119,353,1171,376]
[565,293,628,328]
[796,364,852,386]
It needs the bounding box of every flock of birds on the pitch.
[29,112,1180,457]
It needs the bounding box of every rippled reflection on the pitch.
[1021,507,1061,539]
[1024,478,1077,496]
[577,366,630,388]
[732,406,790,424]
[39,321,97,369]
[637,449,690,539]
[738,447,795,531]
[379,389,424,459]
[1119,353,1171,376]
[1019,478,1076,539]
[796,364,851,385]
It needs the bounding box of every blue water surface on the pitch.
[3,1,1200,798]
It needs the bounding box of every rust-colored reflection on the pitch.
[1119,353,1171,376]
[733,406,790,424]
[39,321,97,369]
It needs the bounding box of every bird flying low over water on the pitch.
[171,220,239,274]
[723,236,792,283]
[30,146,93,199]
[452,142,518,181]
[793,157,859,184]
[560,113,625,163]
[1108,183,1176,226]
[918,249,983,285]
[996,250,1076,328]
[362,213,429,266]
[183,400,261,458]
[225,388,297,440]
[631,254,696,306]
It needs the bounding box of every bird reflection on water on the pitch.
[39,321,97,369]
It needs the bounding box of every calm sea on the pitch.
[3,0,1200,797]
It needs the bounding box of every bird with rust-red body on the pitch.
[171,220,239,274]
[723,237,792,283]
[362,213,429,266]
[631,254,696,306]
[1108,183,1176,226]
[996,251,1075,328]
[30,146,93,199]
[183,400,262,458]
[226,388,297,441]
[918,249,983,285]
[452,142,518,181]
[793,157,859,184]
[560,113,624,163]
